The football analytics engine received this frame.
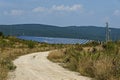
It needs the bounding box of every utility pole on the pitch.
[106,22,110,43]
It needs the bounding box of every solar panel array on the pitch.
[18,36,92,44]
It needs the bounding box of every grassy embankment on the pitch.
[0,34,69,80]
[48,41,120,80]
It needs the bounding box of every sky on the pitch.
[0,0,120,28]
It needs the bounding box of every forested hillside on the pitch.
[0,24,120,41]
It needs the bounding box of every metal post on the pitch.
[106,22,109,42]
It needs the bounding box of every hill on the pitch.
[0,24,120,41]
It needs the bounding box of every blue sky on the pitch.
[0,0,120,28]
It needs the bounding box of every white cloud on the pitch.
[71,4,83,11]
[114,10,120,16]
[4,10,24,16]
[52,4,83,12]
[32,7,46,12]
[33,4,83,13]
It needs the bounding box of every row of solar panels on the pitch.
[17,36,92,44]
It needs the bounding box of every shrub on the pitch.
[26,40,36,48]
[7,61,16,71]
[0,32,3,36]
[78,56,95,77]
[0,58,16,71]
[63,47,81,71]
[102,42,116,50]
[0,39,14,48]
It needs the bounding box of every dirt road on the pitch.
[8,51,91,80]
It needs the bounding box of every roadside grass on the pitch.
[48,41,120,80]
[47,49,66,62]
[0,35,67,80]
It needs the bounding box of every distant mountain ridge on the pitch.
[0,24,120,41]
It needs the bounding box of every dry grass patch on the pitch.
[48,50,65,62]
